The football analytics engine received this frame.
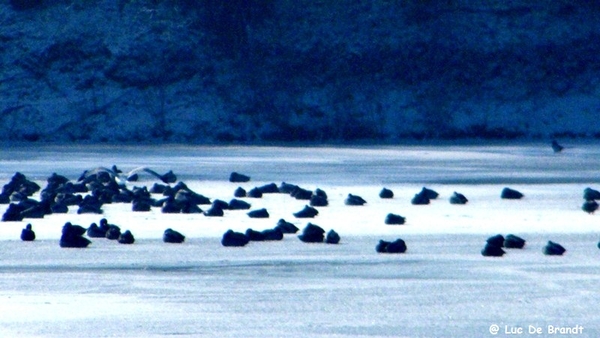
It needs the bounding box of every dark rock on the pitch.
[384,213,405,225]
[247,208,269,218]
[582,200,599,214]
[379,188,394,199]
[228,198,251,210]
[344,194,366,206]
[293,205,319,218]
[118,230,135,244]
[298,223,325,243]
[163,228,185,243]
[229,172,250,183]
[275,219,299,234]
[481,243,505,257]
[325,229,340,244]
[501,187,524,199]
[20,223,35,241]
[221,229,250,247]
[504,234,526,249]
[543,241,566,256]
[449,191,468,205]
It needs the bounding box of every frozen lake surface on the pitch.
[0,143,599,337]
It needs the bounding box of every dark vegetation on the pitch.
[1,1,600,142]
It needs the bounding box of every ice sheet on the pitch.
[0,143,599,337]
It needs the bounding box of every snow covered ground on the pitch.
[0,142,599,337]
